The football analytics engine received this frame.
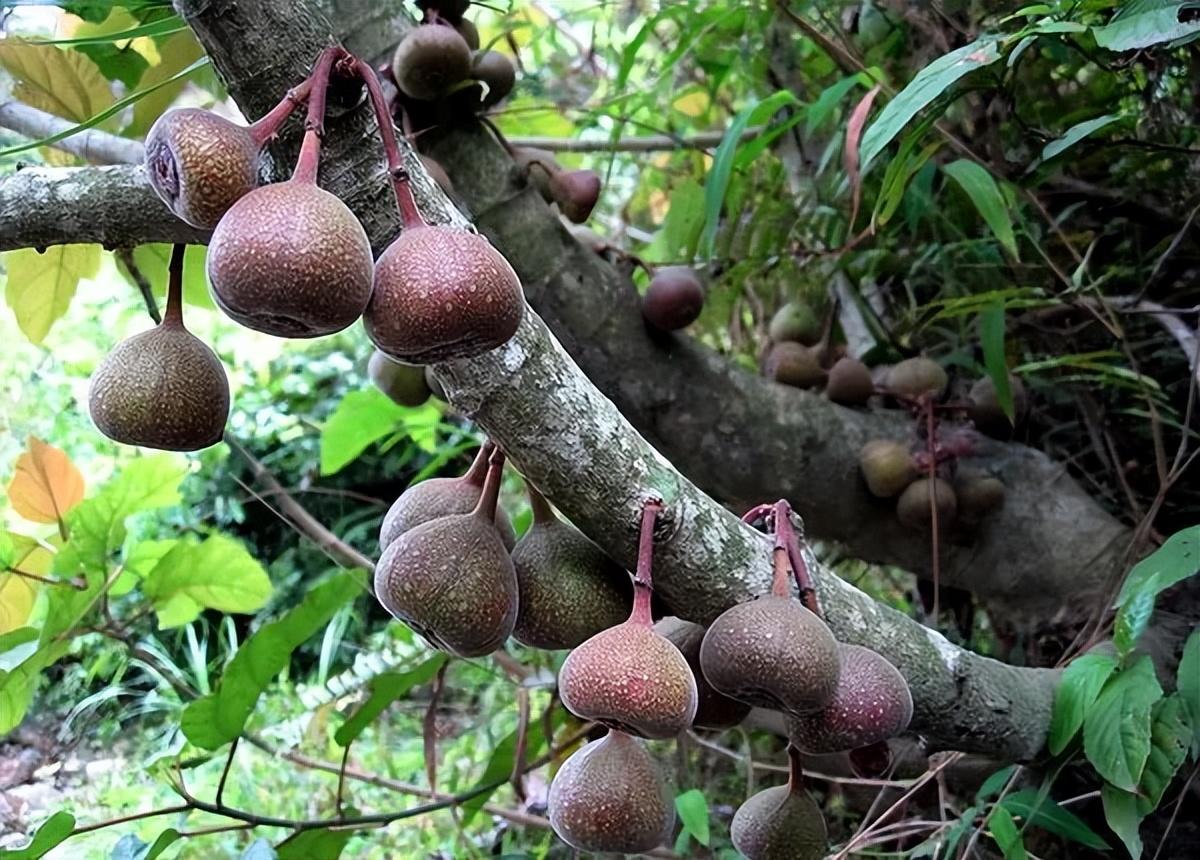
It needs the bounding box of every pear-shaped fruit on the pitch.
[765,342,825,388]
[887,357,947,399]
[896,477,957,530]
[373,449,517,657]
[642,267,704,331]
[731,748,827,860]
[769,300,821,345]
[954,473,1006,521]
[550,169,601,223]
[969,374,1027,438]
[786,644,913,754]
[511,487,630,650]
[859,440,917,498]
[826,356,875,405]
[655,617,752,729]
[379,442,515,551]
[472,50,515,108]
[392,23,472,100]
[548,730,674,854]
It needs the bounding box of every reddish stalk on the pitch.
[774,499,822,616]
[473,446,506,523]
[462,440,496,487]
[247,77,315,147]
[526,484,556,524]
[353,57,427,229]
[741,502,774,526]
[162,243,186,328]
[924,398,941,625]
[629,499,663,625]
[291,46,342,184]
[785,743,807,793]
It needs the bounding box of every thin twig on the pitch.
[214,737,239,808]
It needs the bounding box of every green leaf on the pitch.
[1178,628,1200,749]
[28,15,184,46]
[1101,783,1143,860]
[701,90,799,260]
[141,534,273,628]
[943,160,1018,259]
[0,531,14,569]
[675,789,710,847]
[1137,694,1192,815]
[1093,0,1200,51]
[1114,587,1156,656]
[2,245,101,345]
[1083,655,1163,791]
[1116,525,1199,608]
[127,30,205,137]
[979,302,1015,423]
[1049,652,1119,755]
[976,765,1017,802]
[319,389,407,476]
[987,805,1027,860]
[1040,114,1124,163]
[334,654,448,747]
[806,73,868,135]
[276,828,353,860]
[180,574,360,749]
[859,36,1003,171]
[645,179,706,263]
[109,829,179,860]
[1000,789,1109,850]
[0,811,74,859]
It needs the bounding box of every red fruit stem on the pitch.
[629,499,663,626]
[769,543,791,598]
[162,243,186,328]
[247,77,314,148]
[473,446,506,523]
[353,57,428,230]
[925,398,941,625]
[291,46,342,185]
[785,743,807,793]
[740,503,773,526]
[525,484,557,524]
[774,499,822,617]
[462,440,496,487]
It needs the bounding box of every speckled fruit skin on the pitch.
[896,477,957,530]
[207,181,374,338]
[655,617,752,729]
[786,644,913,754]
[392,24,472,100]
[379,477,515,552]
[642,267,704,331]
[89,323,229,451]
[368,350,430,407]
[548,731,674,854]
[765,342,825,389]
[511,519,631,650]
[472,50,515,107]
[373,512,517,657]
[887,357,947,398]
[859,440,917,498]
[364,225,525,364]
[826,356,875,405]
[550,169,601,223]
[730,784,827,860]
[558,621,698,738]
[144,108,259,229]
[769,300,821,346]
[699,596,840,715]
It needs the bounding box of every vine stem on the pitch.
[924,397,941,625]
[354,57,426,229]
[162,243,185,328]
[291,46,343,185]
[629,498,663,625]
[247,76,314,148]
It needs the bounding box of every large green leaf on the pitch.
[1093,0,1200,51]
[1179,627,1200,749]
[0,811,74,859]
[1136,694,1192,815]
[859,36,1003,171]
[141,534,273,628]
[319,389,408,476]
[1101,783,1143,860]
[1083,656,1163,791]
[675,789,710,847]
[1048,651,1119,755]
[1116,525,1199,607]
[987,805,1028,860]
[275,828,354,860]
[334,654,448,746]
[1040,114,1124,162]
[2,245,101,345]
[943,160,1018,259]
[180,574,360,749]
[999,789,1109,850]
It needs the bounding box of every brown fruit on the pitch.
[887,357,947,399]
[472,50,515,107]
[363,225,525,364]
[144,108,260,229]
[699,596,840,715]
[768,300,821,345]
[511,487,631,650]
[373,450,517,656]
[548,730,674,854]
[765,342,825,388]
[858,440,917,498]
[418,154,455,196]
[89,318,229,452]
[416,0,470,22]
[206,181,374,338]
[642,267,704,331]
[654,617,752,730]
[896,477,957,530]
[825,356,875,405]
[455,18,480,50]
[379,443,516,551]
[392,23,472,101]
[550,169,601,223]
[785,644,913,754]
[969,374,1027,438]
[368,350,430,407]
[731,783,827,860]
[955,473,1006,521]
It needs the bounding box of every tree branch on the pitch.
[0,101,147,165]
[502,127,763,153]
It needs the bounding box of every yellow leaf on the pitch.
[673,89,710,118]
[0,575,38,635]
[3,244,101,344]
[129,30,205,137]
[8,436,85,525]
[0,40,115,126]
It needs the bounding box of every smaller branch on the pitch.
[117,248,162,324]
[71,803,190,836]
[214,737,239,809]
[4,567,86,589]
[0,101,146,165]
[502,127,762,153]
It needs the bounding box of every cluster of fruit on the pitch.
[761,299,876,405]
[374,457,913,857]
[88,44,525,452]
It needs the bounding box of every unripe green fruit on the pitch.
[858,440,917,498]
[765,342,825,389]
[896,477,957,530]
[769,300,821,345]
[887,357,947,398]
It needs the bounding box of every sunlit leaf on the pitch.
[142,534,273,628]
[334,654,448,747]
[0,39,114,127]
[0,811,74,859]
[7,436,85,524]
[1116,526,1199,608]
[127,29,205,136]
[979,303,1015,423]
[3,245,102,345]
[675,789,710,846]
[1040,114,1124,163]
